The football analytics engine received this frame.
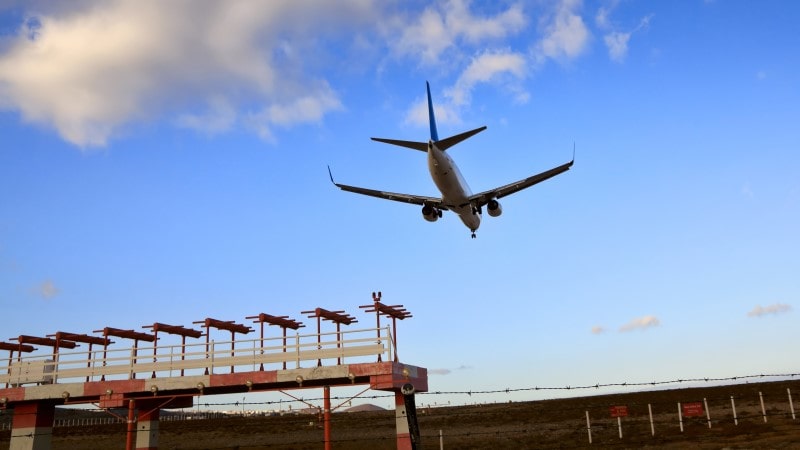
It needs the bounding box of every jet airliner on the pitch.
[328,82,574,238]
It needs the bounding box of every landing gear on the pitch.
[471,231,477,239]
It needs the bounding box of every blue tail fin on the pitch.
[372,82,486,152]
[426,81,439,142]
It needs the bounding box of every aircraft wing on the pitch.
[468,159,574,207]
[328,166,448,209]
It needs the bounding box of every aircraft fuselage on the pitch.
[427,140,481,232]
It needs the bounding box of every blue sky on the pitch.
[1,1,798,408]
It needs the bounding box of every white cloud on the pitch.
[0,1,598,148]
[603,14,653,63]
[392,7,450,64]
[748,303,792,318]
[619,315,660,332]
[392,0,526,64]
[604,31,631,62]
[0,1,375,148]
[449,50,527,106]
[595,0,620,30]
[405,50,526,128]
[248,84,343,142]
[404,95,461,128]
[533,0,590,64]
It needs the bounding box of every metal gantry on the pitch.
[192,318,252,374]
[246,313,304,370]
[12,335,77,365]
[0,293,427,450]
[0,341,35,388]
[93,327,156,380]
[360,291,412,362]
[302,307,357,366]
[142,323,202,377]
[46,332,112,382]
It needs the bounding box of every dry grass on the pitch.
[2,379,798,449]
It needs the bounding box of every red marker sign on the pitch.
[682,402,704,417]
[609,405,628,418]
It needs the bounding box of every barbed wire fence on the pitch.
[1,371,798,448]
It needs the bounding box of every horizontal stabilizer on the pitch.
[370,137,428,152]
[436,126,487,151]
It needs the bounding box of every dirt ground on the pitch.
[2,379,799,449]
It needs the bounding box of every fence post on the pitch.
[731,396,738,426]
[648,403,655,436]
[704,397,711,428]
[585,410,592,444]
[759,392,767,423]
[678,402,684,432]
[789,388,796,420]
[617,416,623,439]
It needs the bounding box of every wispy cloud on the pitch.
[390,0,526,65]
[406,49,528,127]
[429,365,472,376]
[34,279,60,299]
[175,96,237,135]
[619,315,660,332]
[603,14,653,63]
[591,325,606,334]
[394,2,531,126]
[748,303,792,318]
[595,0,620,30]
[406,1,592,127]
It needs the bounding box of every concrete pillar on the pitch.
[395,392,412,450]
[10,402,55,450]
[135,401,160,450]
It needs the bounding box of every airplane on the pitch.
[328,82,574,238]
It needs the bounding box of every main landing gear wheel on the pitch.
[471,231,476,239]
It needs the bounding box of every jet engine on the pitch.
[422,205,442,222]
[487,199,502,217]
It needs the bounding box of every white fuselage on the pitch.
[427,141,481,232]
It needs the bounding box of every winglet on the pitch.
[572,142,576,162]
[327,165,336,185]
[426,81,439,142]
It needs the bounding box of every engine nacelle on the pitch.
[487,199,502,217]
[422,205,442,222]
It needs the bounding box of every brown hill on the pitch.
[343,403,386,413]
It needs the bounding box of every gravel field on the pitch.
[2,379,799,449]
